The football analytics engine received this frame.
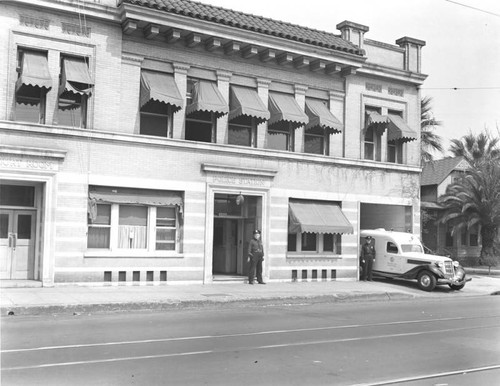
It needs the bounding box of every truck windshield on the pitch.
[401,244,423,253]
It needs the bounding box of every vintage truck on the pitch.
[360,229,471,291]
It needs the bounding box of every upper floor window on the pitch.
[304,126,328,155]
[57,56,93,128]
[228,115,255,146]
[268,121,294,151]
[139,70,183,138]
[185,78,228,143]
[364,106,382,161]
[304,98,343,156]
[387,110,404,164]
[15,49,52,124]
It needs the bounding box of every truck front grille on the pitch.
[444,261,454,277]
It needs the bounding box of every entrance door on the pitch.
[212,219,238,274]
[0,210,36,279]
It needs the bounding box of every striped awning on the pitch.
[185,79,228,117]
[229,85,270,123]
[288,201,353,234]
[15,51,52,91]
[268,92,309,128]
[305,99,343,133]
[140,71,183,112]
[59,57,93,96]
[366,111,390,129]
[387,114,417,142]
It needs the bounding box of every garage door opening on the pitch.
[360,203,412,233]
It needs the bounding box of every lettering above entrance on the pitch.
[202,163,277,188]
[0,145,66,173]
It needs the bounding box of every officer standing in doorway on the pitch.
[247,230,265,285]
[360,235,376,281]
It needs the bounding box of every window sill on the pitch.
[286,253,342,260]
[84,250,183,258]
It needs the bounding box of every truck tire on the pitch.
[417,271,436,291]
[449,283,465,290]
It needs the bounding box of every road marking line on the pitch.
[350,364,500,386]
[2,315,499,354]
[2,325,499,371]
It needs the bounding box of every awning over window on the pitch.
[15,51,52,92]
[305,99,343,133]
[387,114,417,142]
[268,92,309,128]
[140,71,183,112]
[185,80,228,118]
[89,188,182,207]
[229,85,270,123]
[59,57,93,96]
[288,201,353,234]
[366,111,390,131]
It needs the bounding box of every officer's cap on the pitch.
[253,230,261,235]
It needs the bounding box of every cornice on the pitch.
[358,63,428,86]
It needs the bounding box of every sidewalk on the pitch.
[1,275,499,317]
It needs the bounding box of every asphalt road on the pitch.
[1,296,500,386]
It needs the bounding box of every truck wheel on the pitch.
[449,283,465,290]
[417,271,436,291]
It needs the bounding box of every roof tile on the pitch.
[120,0,362,55]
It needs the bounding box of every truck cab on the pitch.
[360,229,470,291]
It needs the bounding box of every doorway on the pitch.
[0,209,36,279]
[212,194,262,277]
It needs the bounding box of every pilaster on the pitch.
[257,78,271,149]
[329,90,345,157]
[294,84,308,153]
[120,53,143,135]
[216,70,232,144]
[172,62,190,140]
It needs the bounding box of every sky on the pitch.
[196,0,500,157]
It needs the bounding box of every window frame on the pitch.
[287,232,342,256]
[87,203,181,254]
[304,126,329,155]
[185,78,217,143]
[15,48,48,124]
[364,106,382,161]
[140,103,173,138]
[267,121,294,152]
[56,55,91,128]
[387,109,404,164]
[228,116,257,147]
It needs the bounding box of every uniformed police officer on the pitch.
[360,236,376,281]
[247,230,265,285]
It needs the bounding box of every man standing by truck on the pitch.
[360,236,376,281]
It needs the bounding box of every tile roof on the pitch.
[421,157,467,186]
[119,0,363,55]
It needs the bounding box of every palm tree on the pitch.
[449,130,500,167]
[438,161,500,265]
[420,96,444,165]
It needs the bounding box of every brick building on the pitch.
[0,0,426,286]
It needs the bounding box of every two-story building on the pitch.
[0,0,426,286]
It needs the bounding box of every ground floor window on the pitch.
[88,188,182,253]
[287,232,341,254]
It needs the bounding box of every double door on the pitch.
[0,210,36,280]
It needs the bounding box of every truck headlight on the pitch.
[436,262,444,268]
[453,261,460,267]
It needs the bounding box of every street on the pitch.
[1,296,500,385]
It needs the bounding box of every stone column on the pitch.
[45,50,61,126]
[172,63,190,140]
[119,54,143,134]
[216,70,232,144]
[294,84,308,153]
[329,90,345,157]
[256,78,271,149]
[380,107,388,162]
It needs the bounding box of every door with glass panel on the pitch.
[0,210,36,279]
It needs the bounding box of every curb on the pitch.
[0,292,416,317]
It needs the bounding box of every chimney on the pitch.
[336,21,369,51]
[395,37,426,73]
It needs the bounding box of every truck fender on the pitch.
[402,264,443,280]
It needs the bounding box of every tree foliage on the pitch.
[420,96,444,165]
[449,130,500,167]
[438,161,500,265]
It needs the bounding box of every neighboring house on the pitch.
[0,0,426,286]
[420,157,480,261]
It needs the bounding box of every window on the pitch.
[140,101,172,137]
[268,121,294,151]
[88,204,111,248]
[401,244,423,253]
[387,110,403,164]
[287,232,341,254]
[304,126,329,155]
[214,194,242,217]
[15,49,51,124]
[185,79,216,143]
[57,56,93,128]
[387,242,399,254]
[364,106,382,161]
[87,188,182,253]
[228,115,255,147]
